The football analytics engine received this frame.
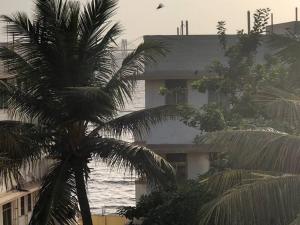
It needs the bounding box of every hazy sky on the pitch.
[1,0,300,44]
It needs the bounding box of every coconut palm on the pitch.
[0,0,177,224]
[195,74,300,223]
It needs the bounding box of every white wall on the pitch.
[135,182,147,203]
[144,80,207,145]
[0,109,8,120]
[187,153,210,179]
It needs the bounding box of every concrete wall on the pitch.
[79,215,127,225]
[144,80,207,145]
[143,35,234,74]
[266,21,300,35]
[0,110,8,120]
[135,181,152,203]
[143,35,271,77]
[187,153,210,179]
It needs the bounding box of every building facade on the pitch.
[0,56,49,225]
[135,35,232,199]
[135,21,300,200]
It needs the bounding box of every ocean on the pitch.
[88,81,145,215]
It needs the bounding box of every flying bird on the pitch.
[157,3,164,10]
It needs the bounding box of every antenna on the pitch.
[247,10,251,34]
[186,20,189,35]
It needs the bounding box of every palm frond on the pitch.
[0,120,45,187]
[91,105,179,138]
[0,45,39,80]
[196,130,300,173]
[61,86,117,122]
[86,137,175,186]
[256,86,300,128]
[1,13,38,41]
[0,81,64,124]
[83,23,122,84]
[104,41,167,108]
[269,34,300,64]
[199,175,300,225]
[79,0,118,47]
[288,214,300,225]
[29,160,78,225]
[201,169,282,195]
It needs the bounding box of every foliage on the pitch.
[179,104,226,132]
[119,180,214,225]
[193,9,271,95]
[192,10,300,225]
[0,0,179,224]
[188,9,292,135]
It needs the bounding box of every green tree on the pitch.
[120,180,214,225]
[193,22,300,225]
[190,9,291,132]
[0,0,178,224]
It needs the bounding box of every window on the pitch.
[3,203,12,225]
[165,80,187,105]
[28,194,32,212]
[20,196,25,216]
[166,153,187,181]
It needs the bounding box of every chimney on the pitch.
[247,10,251,34]
[185,20,189,35]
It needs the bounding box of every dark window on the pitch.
[165,80,187,105]
[20,196,25,216]
[3,203,12,225]
[166,153,187,181]
[28,194,32,212]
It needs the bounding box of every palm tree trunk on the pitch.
[75,168,93,225]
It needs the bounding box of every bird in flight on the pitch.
[157,3,164,10]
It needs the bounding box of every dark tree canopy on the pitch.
[0,0,179,224]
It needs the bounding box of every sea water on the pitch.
[88,81,145,215]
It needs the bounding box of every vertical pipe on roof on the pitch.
[247,10,251,34]
[271,13,274,34]
[186,20,189,35]
[181,20,184,35]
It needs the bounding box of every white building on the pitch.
[0,54,49,225]
[135,21,300,200]
[135,35,228,199]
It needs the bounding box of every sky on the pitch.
[1,0,300,44]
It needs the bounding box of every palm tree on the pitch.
[195,50,300,224]
[0,0,177,224]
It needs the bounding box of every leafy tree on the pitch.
[0,0,178,224]
[119,180,214,225]
[192,8,289,122]
[192,12,300,225]
[141,8,300,225]
[178,104,226,132]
